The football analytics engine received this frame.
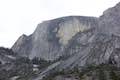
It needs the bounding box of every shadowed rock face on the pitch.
[12,16,98,60]
[0,47,16,64]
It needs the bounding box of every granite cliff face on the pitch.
[99,2,120,36]
[12,16,98,60]
[10,2,120,80]
[12,1,120,67]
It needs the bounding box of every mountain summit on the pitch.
[12,16,98,60]
[12,2,120,61]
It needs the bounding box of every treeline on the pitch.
[0,47,16,55]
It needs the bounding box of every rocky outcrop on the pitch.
[0,47,16,64]
[11,2,120,80]
[99,2,120,36]
[57,33,120,70]
[42,64,120,80]
[12,16,98,60]
[12,2,120,63]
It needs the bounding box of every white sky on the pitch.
[0,0,120,48]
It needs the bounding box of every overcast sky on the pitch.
[0,0,120,48]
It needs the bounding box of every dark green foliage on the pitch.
[0,47,16,55]
[15,57,31,64]
[0,61,1,64]
[31,57,52,69]
[0,69,9,80]
[0,63,33,80]
[0,47,54,80]
[98,69,106,80]
[42,70,66,80]
[53,54,70,62]
[78,64,120,80]
[31,57,40,64]
[42,64,120,80]
[109,71,120,80]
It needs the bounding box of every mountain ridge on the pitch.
[4,2,120,80]
[12,16,98,60]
